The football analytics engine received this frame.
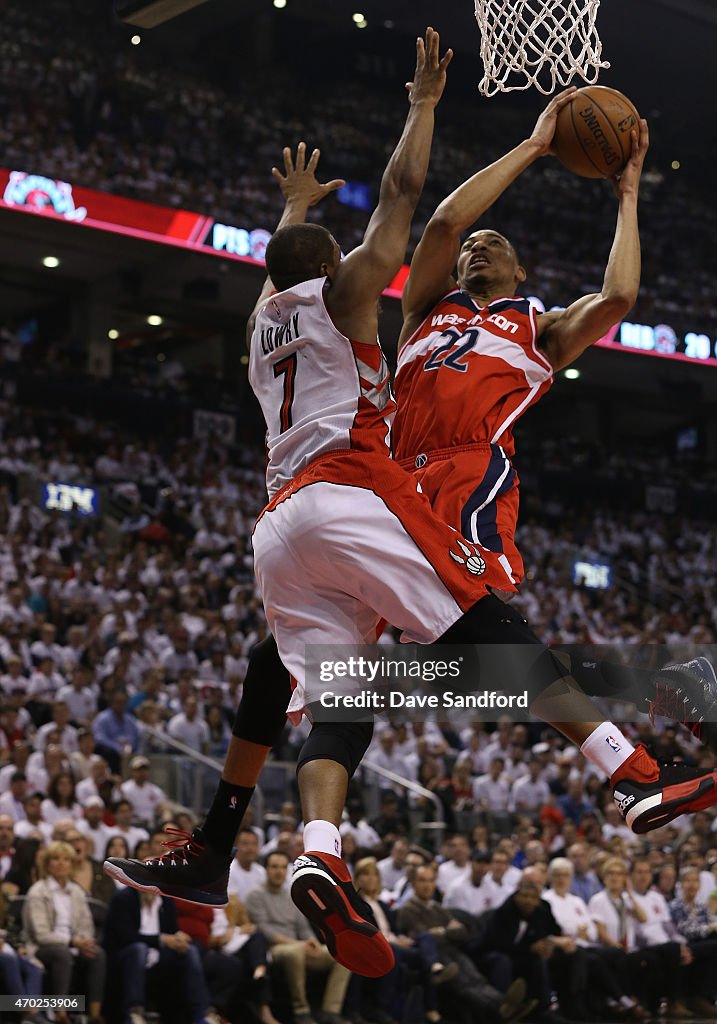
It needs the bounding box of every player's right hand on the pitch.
[405,27,453,107]
[271,142,346,208]
[529,86,578,156]
[613,119,649,198]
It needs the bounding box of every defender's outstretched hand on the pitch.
[271,142,346,207]
[529,86,578,155]
[405,26,453,107]
[613,119,649,198]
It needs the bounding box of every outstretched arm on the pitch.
[246,143,345,346]
[537,120,649,371]
[328,28,452,342]
[400,87,577,342]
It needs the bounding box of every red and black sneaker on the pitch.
[103,827,231,907]
[612,745,717,834]
[290,851,395,978]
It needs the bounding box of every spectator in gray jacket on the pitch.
[23,841,105,1024]
[245,851,350,1024]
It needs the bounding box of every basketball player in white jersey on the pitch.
[106,41,717,981]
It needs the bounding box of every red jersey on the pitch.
[393,290,553,461]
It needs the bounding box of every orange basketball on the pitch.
[553,85,640,178]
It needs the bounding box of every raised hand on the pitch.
[271,142,346,208]
[405,26,453,107]
[529,86,578,156]
[614,118,649,197]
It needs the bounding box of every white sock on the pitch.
[303,819,342,858]
[580,722,635,777]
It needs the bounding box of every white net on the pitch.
[474,0,610,96]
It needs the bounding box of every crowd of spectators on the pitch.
[1,1,716,340]
[1,383,717,1018]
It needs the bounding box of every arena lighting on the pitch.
[564,368,581,380]
[42,256,60,268]
[356,19,368,29]
[147,314,163,326]
[671,160,681,170]
[4,166,717,366]
[273,0,287,8]
[114,0,211,29]
[352,12,365,22]
[108,329,119,340]
[130,34,141,45]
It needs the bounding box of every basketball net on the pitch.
[474,0,609,96]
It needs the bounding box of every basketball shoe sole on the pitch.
[291,851,395,978]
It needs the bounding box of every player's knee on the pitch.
[437,594,570,703]
[438,593,540,645]
[297,720,374,780]
[232,634,292,746]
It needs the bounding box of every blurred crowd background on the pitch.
[2,386,717,1023]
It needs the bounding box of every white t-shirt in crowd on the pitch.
[479,870,521,910]
[543,889,597,944]
[630,887,682,947]
[76,820,115,859]
[167,713,209,750]
[227,859,267,903]
[40,800,83,826]
[14,818,54,843]
[444,877,491,916]
[106,824,149,855]
[120,779,166,824]
[376,856,405,892]
[436,860,471,894]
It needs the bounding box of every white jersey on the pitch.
[249,277,394,498]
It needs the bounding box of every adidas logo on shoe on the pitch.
[611,743,717,834]
[614,790,635,813]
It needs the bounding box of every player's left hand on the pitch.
[613,118,649,198]
[405,26,453,107]
[272,142,346,208]
[529,86,578,156]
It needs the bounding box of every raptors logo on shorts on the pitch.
[450,537,487,576]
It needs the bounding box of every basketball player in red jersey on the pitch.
[395,89,646,588]
[106,62,717,981]
[394,93,717,824]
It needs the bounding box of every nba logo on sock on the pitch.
[229,796,237,810]
[335,838,340,854]
[605,736,622,752]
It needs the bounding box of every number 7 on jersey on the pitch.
[274,353,297,433]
